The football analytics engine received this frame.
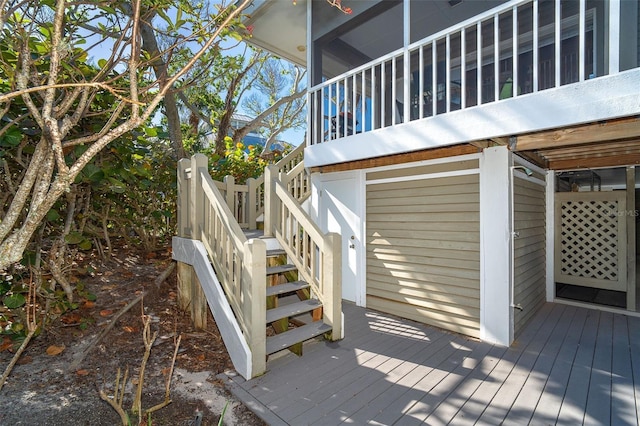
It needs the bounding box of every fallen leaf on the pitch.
[122,325,135,333]
[76,369,90,376]
[0,338,12,352]
[161,367,170,376]
[16,355,33,365]
[69,276,80,284]
[83,300,95,309]
[60,313,82,324]
[99,309,113,317]
[134,290,143,295]
[168,291,176,299]
[197,354,206,361]
[46,345,65,356]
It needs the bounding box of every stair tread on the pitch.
[266,299,322,323]
[266,264,297,275]
[266,249,287,257]
[266,322,332,355]
[266,281,310,297]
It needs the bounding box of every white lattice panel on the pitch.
[554,192,626,292]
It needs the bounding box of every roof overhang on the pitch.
[243,0,307,66]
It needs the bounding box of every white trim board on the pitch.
[367,168,480,186]
[172,236,253,379]
[305,70,640,168]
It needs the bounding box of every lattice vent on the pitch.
[559,200,618,280]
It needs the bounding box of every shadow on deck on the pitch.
[221,302,640,425]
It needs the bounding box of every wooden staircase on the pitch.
[264,247,332,356]
[175,148,341,379]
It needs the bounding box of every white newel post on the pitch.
[223,175,235,217]
[242,238,266,377]
[480,146,513,346]
[263,165,278,237]
[247,177,258,230]
[176,158,193,313]
[190,154,208,240]
[189,154,209,329]
[323,232,343,340]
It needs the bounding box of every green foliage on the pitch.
[0,273,30,342]
[208,137,274,184]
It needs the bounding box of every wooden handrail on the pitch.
[265,166,342,340]
[177,154,266,376]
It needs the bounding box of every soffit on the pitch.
[511,116,640,170]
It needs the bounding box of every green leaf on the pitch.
[46,209,61,222]
[3,294,26,309]
[21,251,36,266]
[98,59,107,68]
[78,240,92,250]
[84,292,97,302]
[108,177,126,193]
[65,231,85,244]
[144,127,158,137]
[0,127,21,147]
[83,163,104,183]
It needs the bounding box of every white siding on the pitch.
[366,161,481,338]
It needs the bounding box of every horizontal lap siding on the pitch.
[366,172,481,338]
[513,177,546,335]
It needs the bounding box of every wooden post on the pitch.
[188,154,208,325]
[263,165,279,237]
[627,166,636,311]
[177,159,191,238]
[190,154,208,240]
[176,158,192,313]
[191,272,208,329]
[323,232,343,341]
[247,177,258,230]
[242,239,266,377]
[223,175,236,219]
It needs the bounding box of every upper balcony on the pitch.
[245,0,640,168]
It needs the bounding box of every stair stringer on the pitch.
[172,236,254,379]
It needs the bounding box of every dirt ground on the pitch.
[0,245,266,426]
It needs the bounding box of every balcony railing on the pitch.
[308,0,629,147]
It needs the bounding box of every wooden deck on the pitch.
[221,302,640,425]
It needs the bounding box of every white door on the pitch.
[318,173,363,305]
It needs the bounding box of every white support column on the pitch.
[546,170,556,302]
[480,146,513,346]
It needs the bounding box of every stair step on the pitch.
[266,249,286,258]
[266,264,297,276]
[266,299,322,323]
[266,281,310,297]
[266,321,332,355]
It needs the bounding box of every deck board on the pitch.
[584,312,614,425]
[510,306,587,425]
[478,305,578,425]
[611,314,637,425]
[222,302,640,426]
